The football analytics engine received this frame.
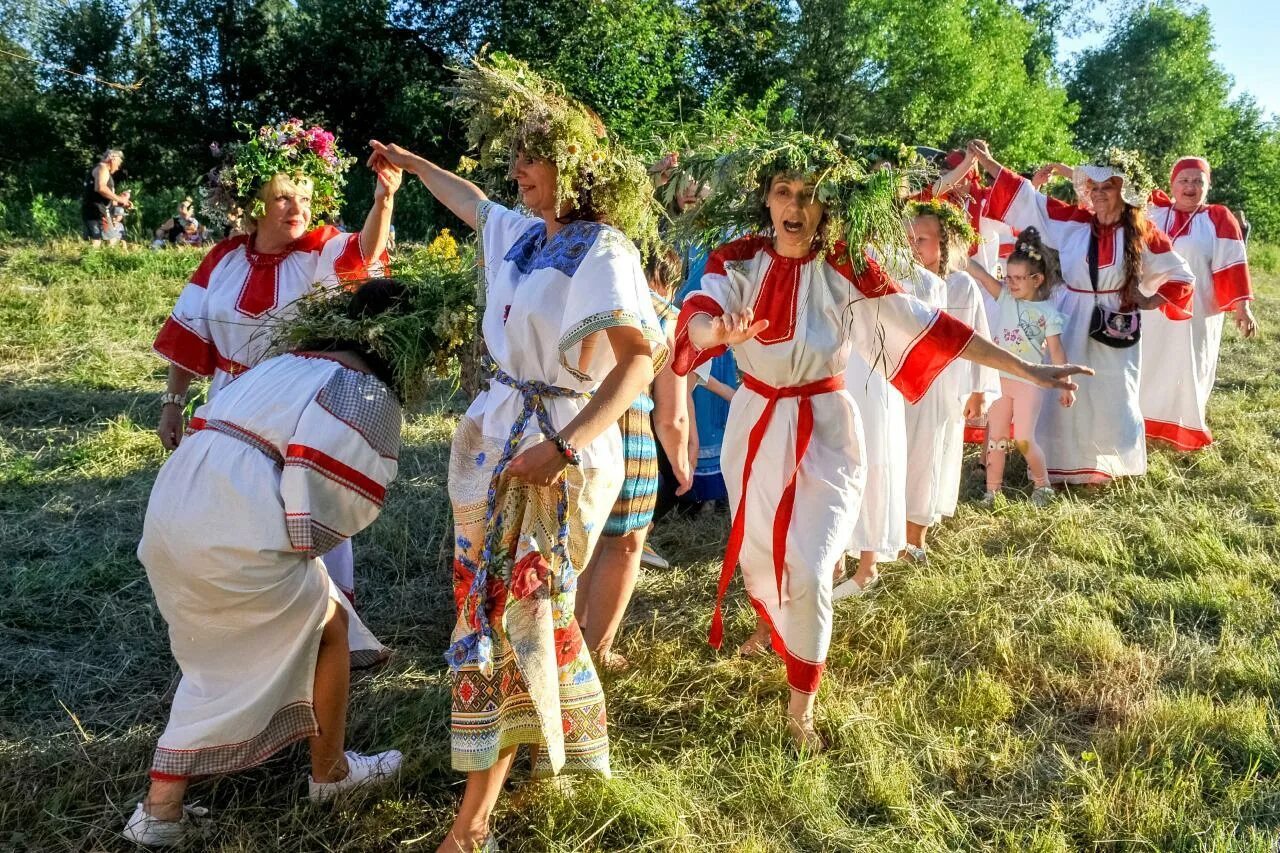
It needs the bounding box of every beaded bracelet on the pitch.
[550,433,582,467]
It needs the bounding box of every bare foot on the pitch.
[784,712,825,753]
[597,651,630,673]
[737,621,772,657]
[436,828,494,853]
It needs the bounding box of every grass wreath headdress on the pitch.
[448,52,660,256]
[666,128,915,271]
[271,233,478,404]
[1072,147,1154,208]
[906,198,978,246]
[202,119,355,223]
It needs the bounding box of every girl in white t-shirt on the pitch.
[968,228,1072,506]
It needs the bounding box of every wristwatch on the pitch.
[160,392,186,409]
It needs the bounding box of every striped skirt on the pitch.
[603,396,658,537]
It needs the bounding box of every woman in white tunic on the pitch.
[906,201,1000,524]
[1142,156,1258,449]
[153,121,397,599]
[125,279,421,846]
[671,133,1091,749]
[369,55,666,853]
[968,141,1194,484]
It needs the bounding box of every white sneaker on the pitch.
[1031,486,1056,508]
[122,802,207,847]
[833,575,878,601]
[308,750,403,801]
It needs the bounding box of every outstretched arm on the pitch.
[368,140,486,230]
[961,332,1092,392]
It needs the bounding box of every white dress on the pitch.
[673,236,975,693]
[983,169,1194,484]
[935,271,1001,517]
[895,259,952,528]
[139,353,395,778]
[1141,192,1253,449]
[153,225,385,598]
[845,348,906,562]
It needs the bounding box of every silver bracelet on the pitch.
[160,392,186,409]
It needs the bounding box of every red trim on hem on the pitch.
[148,771,187,782]
[891,311,975,404]
[153,317,215,377]
[1145,418,1213,451]
[745,594,825,694]
[1047,467,1114,485]
[214,350,252,377]
[285,443,386,504]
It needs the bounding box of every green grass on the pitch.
[1,241,1278,851]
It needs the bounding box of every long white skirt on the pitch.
[904,384,951,527]
[1139,305,1224,450]
[721,385,865,693]
[1037,287,1146,484]
[846,351,906,561]
[138,432,386,779]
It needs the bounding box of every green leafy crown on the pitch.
[448,52,660,257]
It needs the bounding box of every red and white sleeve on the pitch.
[152,237,244,376]
[1140,229,1195,321]
[280,368,401,557]
[982,168,1092,251]
[1207,205,1252,313]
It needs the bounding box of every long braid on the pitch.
[1120,204,1148,309]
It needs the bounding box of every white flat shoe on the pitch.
[832,575,878,601]
[122,802,208,847]
[308,749,403,801]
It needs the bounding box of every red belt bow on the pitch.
[708,372,846,649]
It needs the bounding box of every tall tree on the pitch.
[1066,1,1230,176]
[788,0,1078,167]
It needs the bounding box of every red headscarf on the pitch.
[1170,157,1211,185]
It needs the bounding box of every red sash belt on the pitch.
[215,350,251,377]
[709,372,846,649]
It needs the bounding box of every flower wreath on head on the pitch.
[448,51,660,258]
[201,119,355,224]
[1072,146,1155,209]
[665,125,922,271]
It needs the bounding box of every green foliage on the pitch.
[274,231,478,403]
[787,0,1079,169]
[1067,2,1231,178]
[1207,96,1280,242]
[28,194,78,241]
[668,125,917,269]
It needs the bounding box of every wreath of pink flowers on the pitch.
[201,119,355,223]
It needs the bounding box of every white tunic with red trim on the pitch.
[1140,192,1253,449]
[983,170,1194,484]
[672,236,974,692]
[153,225,382,399]
[138,353,396,779]
[936,271,1001,517]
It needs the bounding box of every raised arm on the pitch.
[368,140,487,230]
[933,149,977,197]
[966,258,1004,300]
[358,161,401,261]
